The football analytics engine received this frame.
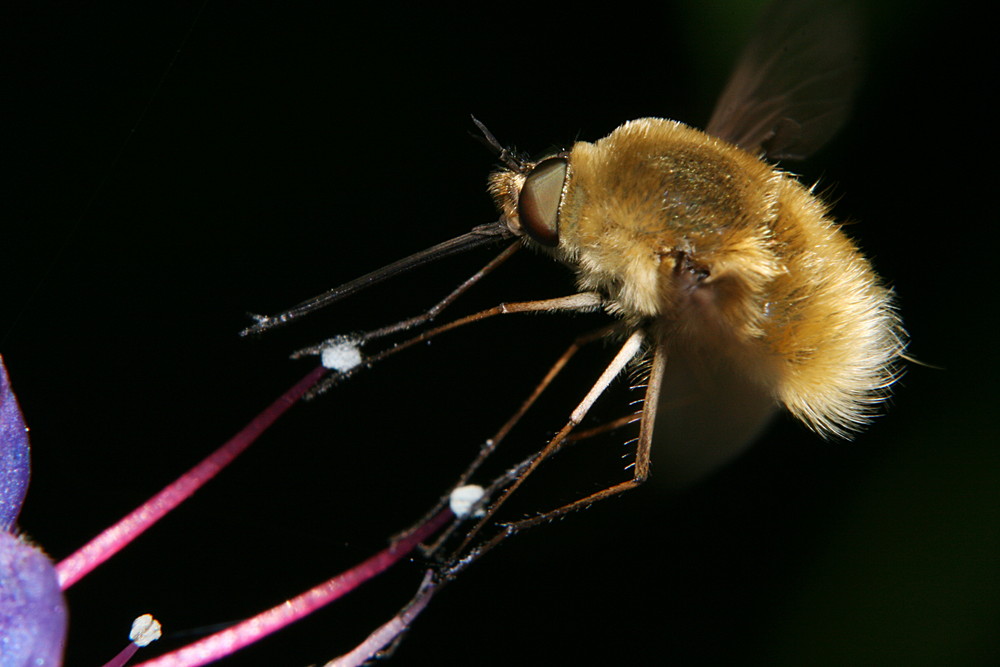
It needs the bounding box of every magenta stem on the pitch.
[327,569,438,667]
[55,365,328,590]
[131,507,453,667]
[100,642,139,667]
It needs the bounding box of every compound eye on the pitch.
[517,157,567,247]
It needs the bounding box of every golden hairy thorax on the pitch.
[491,118,904,439]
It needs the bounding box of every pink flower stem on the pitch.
[100,642,138,667]
[132,507,453,667]
[326,569,439,667]
[55,365,328,590]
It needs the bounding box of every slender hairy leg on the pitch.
[301,291,604,395]
[452,324,622,485]
[359,242,521,342]
[343,334,659,664]
[440,330,651,573]
[565,413,638,443]
[414,324,622,552]
[505,339,665,530]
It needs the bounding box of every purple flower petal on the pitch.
[0,531,67,666]
[0,356,30,533]
[0,358,67,665]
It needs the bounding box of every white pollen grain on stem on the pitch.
[130,613,162,646]
[449,485,486,518]
[320,337,363,372]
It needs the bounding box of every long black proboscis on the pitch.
[240,221,515,336]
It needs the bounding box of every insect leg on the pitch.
[359,241,520,342]
[414,324,622,553]
[508,339,665,531]
[301,291,605,396]
[441,330,650,574]
[565,413,639,443]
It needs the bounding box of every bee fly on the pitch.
[244,0,905,524]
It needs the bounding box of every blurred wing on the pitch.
[705,0,864,161]
[652,343,777,489]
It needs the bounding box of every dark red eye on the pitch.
[517,157,568,247]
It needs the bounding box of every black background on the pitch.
[2,1,997,665]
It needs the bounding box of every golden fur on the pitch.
[491,118,905,438]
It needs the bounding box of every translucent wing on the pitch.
[705,0,864,161]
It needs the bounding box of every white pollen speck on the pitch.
[449,485,486,518]
[130,613,162,647]
[321,338,363,372]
